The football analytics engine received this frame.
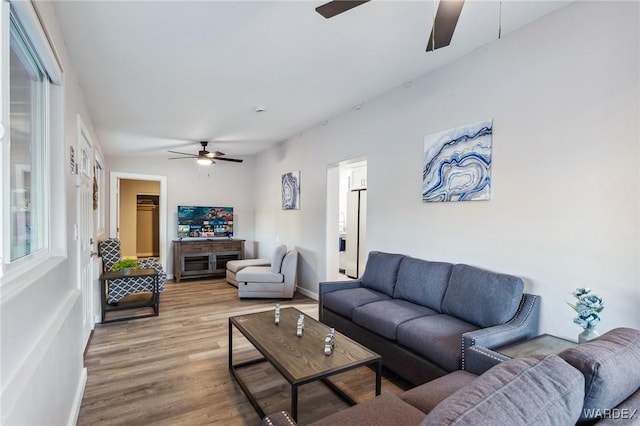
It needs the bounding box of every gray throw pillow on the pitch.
[393,256,452,311]
[270,244,287,273]
[422,354,585,426]
[360,251,404,296]
[441,264,523,328]
[558,327,640,422]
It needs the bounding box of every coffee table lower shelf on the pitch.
[230,356,379,420]
[228,308,381,422]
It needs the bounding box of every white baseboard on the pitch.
[296,286,318,301]
[67,367,87,426]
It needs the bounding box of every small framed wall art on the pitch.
[282,170,300,210]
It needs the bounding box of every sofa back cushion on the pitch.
[270,244,288,273]
[422,354,585,426]
[558,327,640,422]
[393,257,452,311]
[360,251,404,296]
[441,264,523,328]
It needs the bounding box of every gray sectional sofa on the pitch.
[263,328,640,425]
[319,251,541,384]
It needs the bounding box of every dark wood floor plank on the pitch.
[78,279,407,425]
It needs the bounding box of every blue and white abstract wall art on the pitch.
[282,170,300,210]
[422,119,493,202]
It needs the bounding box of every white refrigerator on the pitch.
[345,189,367,278]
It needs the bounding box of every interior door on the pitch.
[77,116,95,346]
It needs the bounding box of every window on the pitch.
[8,13,47,262]
[1,2,62,279]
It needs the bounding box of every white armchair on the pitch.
[226,244,286,287]
[236,249,298,298]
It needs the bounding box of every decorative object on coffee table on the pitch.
[567,287,605,343]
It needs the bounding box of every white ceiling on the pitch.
[52,0,572,158]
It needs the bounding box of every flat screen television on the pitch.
[177,206,234,238]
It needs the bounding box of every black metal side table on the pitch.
[99,268,159,323]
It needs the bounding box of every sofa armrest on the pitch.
[464,345,511,375]
[318,280,363,322]
[319,279,363,294]
[262,411,297,426]
[461,293,540,372]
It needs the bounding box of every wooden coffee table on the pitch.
[229,307,381,421]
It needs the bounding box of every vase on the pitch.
[579,327,599,343]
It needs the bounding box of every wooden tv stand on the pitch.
[173,239,245,282]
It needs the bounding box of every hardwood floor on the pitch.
[78,279,408,426]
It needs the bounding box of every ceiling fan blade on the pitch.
[315,0,370,19]
[206,151,225,158]
[214,157,244,163]
[168,150,195,156]
[168,156,196,160]
[426,0,465,52]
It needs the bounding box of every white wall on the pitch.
[0,1,103,424]
[253,1,640,340]
[106,155,256,276]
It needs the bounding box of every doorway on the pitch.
[326,157,367,281]
[109,172,168,271]
[136,194,160,258]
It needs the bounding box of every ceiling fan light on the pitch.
[197,157,212,166]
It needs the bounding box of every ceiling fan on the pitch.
[315,0,465,52]
[168,141,243,166]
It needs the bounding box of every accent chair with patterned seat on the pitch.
[98,238,167,304]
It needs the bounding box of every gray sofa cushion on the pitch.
[322,288,390,319]
[422,354,585,426]
[308,393,427,426]
[393,257,452,311]
[558,327,640,422]
[236,266,283,283]
[227,258,270,273]
[441,264,523,328]
[360,251,404,296]
[400,370,477,414]
[270,244,288,273]
[352,299,438,340]
[397,314,479,372]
